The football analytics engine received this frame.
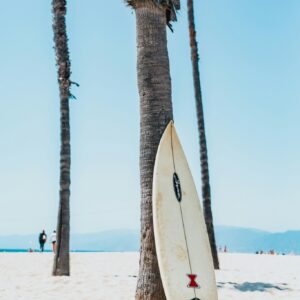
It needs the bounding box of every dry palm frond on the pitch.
[126,0,180,30]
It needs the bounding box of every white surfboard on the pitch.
[153,121,218,300]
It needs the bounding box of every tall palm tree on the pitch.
[52,0,73,276]
[126,1,180,299]
[187,0,219,269]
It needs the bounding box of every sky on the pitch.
[0,0,299,235]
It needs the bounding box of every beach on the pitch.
[0,252,299,299]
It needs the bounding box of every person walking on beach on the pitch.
[51,230,57,253]
[39,230,47,252]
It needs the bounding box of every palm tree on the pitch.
[126,1,180,299]
[187,0,219,269]
[52,0,74,276]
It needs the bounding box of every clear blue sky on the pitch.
[0,1,299,235]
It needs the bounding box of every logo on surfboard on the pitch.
[173,172,182,202]
[187,274,200,288]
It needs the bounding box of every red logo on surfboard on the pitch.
[187,274,200,288]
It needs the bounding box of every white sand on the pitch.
[216,253,300,300]
[0,252,299,299]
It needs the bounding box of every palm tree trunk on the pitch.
[52,0,71,276]
[127,1,178,299]
[187,0,219,269]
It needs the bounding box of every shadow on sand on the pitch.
[217,281,290,292]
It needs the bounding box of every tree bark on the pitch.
[187,0,219,269]
[133,2,174,300]
[52,0,71,276]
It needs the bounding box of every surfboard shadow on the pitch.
[218,281,290,292]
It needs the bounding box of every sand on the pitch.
[0,252,299,299]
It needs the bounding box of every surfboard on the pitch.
[153,121,218,300]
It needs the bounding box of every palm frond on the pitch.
[126,0,180,29]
